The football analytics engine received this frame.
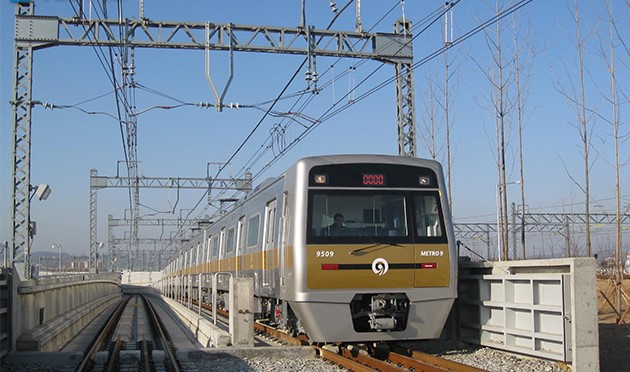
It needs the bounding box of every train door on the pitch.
[218,227,226,272]
[412,193,449,287]
[279,192,289,289]
[262,199,277,288]
[211,235,219,272]
[196,243,201,274]
[236,216,246,276]
[205,235,212,273]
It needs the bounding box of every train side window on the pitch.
[263,199,277,250]
[206,237,212,262]
[226,227,236,253]
[247,214,261,249]
[237,216,246,255]
[414,194,443,237]
[212,235,220,257]
[219,228,226,258]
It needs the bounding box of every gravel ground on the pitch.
[184,355,342,371]
[180,345,571,372]
[430,343,570,372]
[0,341,597,372]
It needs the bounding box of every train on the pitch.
[162,154,457,343]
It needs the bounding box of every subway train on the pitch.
[162,154,457,343]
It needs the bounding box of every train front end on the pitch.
[287,155,457,343]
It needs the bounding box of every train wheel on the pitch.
[371,342,390,360]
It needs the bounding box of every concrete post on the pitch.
[229,277,254,347]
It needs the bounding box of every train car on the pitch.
[163,154,457,343]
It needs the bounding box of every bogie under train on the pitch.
[162,154,457,343]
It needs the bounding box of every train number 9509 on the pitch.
[316,250,335,258]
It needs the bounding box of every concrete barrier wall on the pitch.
[17,293,120,351]
[458,258,599,372]
[121,271,162,287]
[161,295,231,347]
[11,266,121,351]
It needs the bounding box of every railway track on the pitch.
[76,294,182,372]
[186,296,486,372]
[255,317,487,371]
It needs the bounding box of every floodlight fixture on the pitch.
[34,184,51,201]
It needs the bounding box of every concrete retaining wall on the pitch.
[16,293,120,351]
[458,258,599,372]
[161,295,231,347]
[10,266,121,351]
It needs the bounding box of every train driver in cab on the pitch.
[323,213,345,236]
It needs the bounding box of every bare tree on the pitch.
[555,0,598,257]
[486,0,515,261]
[443,3,456,212]
[573,0,593,257]
[511,9,536,259]
[470,0,515,260]
[601,0,625,318]
[419,3,459,213]
[419,74,441,160]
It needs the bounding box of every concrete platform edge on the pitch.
[160,295,231,347]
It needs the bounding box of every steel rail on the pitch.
[140,340,152,372]
[142,295,182,372]
[339,346,401,371]
[104,338,124,372]
[185,296,484,372]
[314,346,377,372]
[253,320,308,346]
[389,349,487,372]
[75,295,132,372]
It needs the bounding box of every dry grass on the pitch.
[596,278,630,372]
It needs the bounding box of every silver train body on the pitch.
[163,154,457,343]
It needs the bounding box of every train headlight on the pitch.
[314,174,327,184]
[418,176,431,186]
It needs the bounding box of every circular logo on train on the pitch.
[371,258,389,276]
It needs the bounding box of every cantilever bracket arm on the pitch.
[205,22,234,112]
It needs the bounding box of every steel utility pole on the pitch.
[394,19,416,157]
[10,2,35,279]
[12,4,416,278]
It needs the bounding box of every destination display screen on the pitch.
[309,163,437,188]
[362,173,386,186]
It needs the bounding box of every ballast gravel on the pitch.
[0,343,575,372]
[181,344,571,372]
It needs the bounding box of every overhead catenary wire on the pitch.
[189,0,456,224]
[163,0,380,248]
[232,1,456,175]
[208,0,533,218]
[67,0,130,167]
[196,1,404,211]
[217,1,410,182]
[67,0,139,245]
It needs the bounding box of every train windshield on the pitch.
[308,191,445,243]
[312,193,408,238]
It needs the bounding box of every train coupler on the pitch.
[350,293,410,332]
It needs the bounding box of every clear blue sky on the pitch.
[1,0,628,258]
